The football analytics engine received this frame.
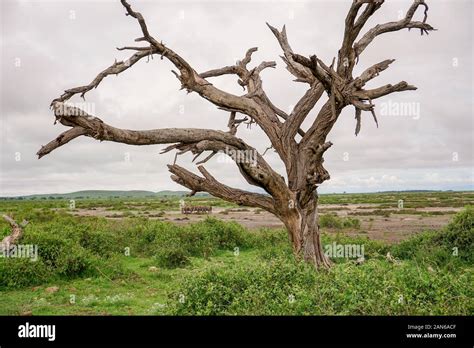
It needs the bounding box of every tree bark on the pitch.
[283,193,331,269]
[0,215,28,252]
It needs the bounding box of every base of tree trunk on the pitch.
[302,227,331,269]
[287,198,332,269]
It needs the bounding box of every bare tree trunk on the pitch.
[284,194,331,269]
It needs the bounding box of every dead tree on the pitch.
[0,215,28,252]
[38,0,434,269]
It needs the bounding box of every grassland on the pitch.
[0,191,472,315]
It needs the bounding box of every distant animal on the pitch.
[181,205,212,215]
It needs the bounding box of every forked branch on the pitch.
[168,164,277,214]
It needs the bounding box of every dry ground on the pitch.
[71,204,462,243]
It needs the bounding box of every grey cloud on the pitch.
[1,0,472,196]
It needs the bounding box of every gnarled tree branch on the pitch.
[168,164,277,214]
[355,0,435,56]
[267,23,316,84]
[0,215,28,252]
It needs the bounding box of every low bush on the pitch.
[0,216,131,289]
[320,214,361,229]
[392,206,473,266]
[0,258,51,289]
[137,217,251,264]
[168,257,472,315]
[321,234,389,262]
[153,245,190,269]
[79,229,121,257]
[193,217,249,250]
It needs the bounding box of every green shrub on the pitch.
[392,231,437,260]
[153,245,190,269]
[79,229,120,257]
[168,257,472,315]
[320,214,360,229]
[131,221,179,256]
[343,217,361,229]
[392,207,474,266]
[168,258,313,315]
[20,232,91,276]
[258,243,293,261]
[0,258,51,289]
[28,235,65,268]
[434,206,473,262]
[89,255,132,280]
[118,218,252,265]
[54,246,92,277]
[180,225,215,258]
[322,234,389,262]
[320,214,342,228]
[250,228,288,249]
[0,223,121,288]
[195,217,249,249]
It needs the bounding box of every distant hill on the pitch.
[0,190,210,200]
[1,189,470,200]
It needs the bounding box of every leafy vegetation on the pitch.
[0,194,472,315]
[392,206,474,266]
[170,207,473,315]
[320,214,361,229]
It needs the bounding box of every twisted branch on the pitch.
[0,215,28,252]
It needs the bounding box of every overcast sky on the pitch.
[0,0,472,196]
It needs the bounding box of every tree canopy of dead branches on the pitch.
[38,0,434,269]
